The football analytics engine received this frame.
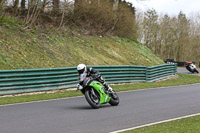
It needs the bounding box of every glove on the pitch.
[77,84,83,90]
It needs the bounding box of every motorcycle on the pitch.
[77,73,119,109]
[186,63,199,74]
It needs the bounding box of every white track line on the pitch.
[0,96,83,107]
[110,113,200,133]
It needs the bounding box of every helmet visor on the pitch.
[78,69,85,74]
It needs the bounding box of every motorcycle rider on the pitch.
[76,64,113,93]
[185,61,199,76]
[185,61,192,71]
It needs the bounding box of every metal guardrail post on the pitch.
[175,63,177,74]
[145,67,149,82]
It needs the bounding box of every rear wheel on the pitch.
[85,88,100,109]
[195,69,199,73]
[109,91,119,106]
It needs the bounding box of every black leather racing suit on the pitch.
[78,67,109,89]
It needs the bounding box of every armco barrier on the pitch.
[146,64,177,82]
[0,64,177,95]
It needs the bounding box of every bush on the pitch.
[73,0,137,38]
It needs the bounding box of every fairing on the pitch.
[89,81,111,104]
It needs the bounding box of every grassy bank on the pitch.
[0,16,163,70]
[0,73,200,105]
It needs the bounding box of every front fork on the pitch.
[91,88,95,95]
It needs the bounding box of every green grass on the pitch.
[0,90,83,105]
[111,73,200,92]
[122,115,200,133]
[0,73,200,105]
[0,16,163,70]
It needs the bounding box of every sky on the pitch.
[126,0,200,16]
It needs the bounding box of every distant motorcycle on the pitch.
[186,62,199,74]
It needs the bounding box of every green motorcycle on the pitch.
[78,73,119,109]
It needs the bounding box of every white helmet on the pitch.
[77,64,86,74]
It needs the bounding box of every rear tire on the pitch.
[109,91,119,106]
[195,69,199,73]
[85,89,100,109]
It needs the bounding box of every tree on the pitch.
[135,10,144,42]
[0,0,5,4]
[13,0,19,11]
[159,14,178,60]
[21,0,26,10]
[115,1,136,38]
[42,0,47,12]
[0,0,6,23]
[143,9,159,54]
[175,11,190,61]
[113,0,119,11]
[73,0,136,38]
[53,0,60,13]
[187,13,200,62]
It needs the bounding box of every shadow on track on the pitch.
[63,104,112,110]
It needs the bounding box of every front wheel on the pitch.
[85,89,100,109]
[109,91,119,106]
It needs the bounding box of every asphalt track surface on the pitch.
[0,68,200,133]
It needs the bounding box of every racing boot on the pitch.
[103,82,113,94]
[103,83,117,99]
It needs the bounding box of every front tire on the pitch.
[85,89,100,109]
[109,91,119,106]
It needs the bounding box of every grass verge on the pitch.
[0,73,200,105]
[122,114,200,133]
[111,73,200,92]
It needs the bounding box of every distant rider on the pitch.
[185,61,192,71]
[76,64,113,93]
[185,61,199,75]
